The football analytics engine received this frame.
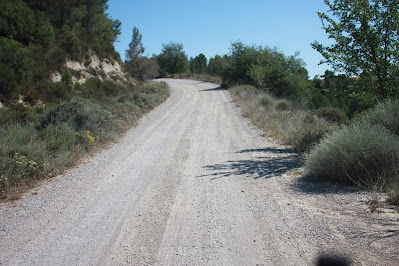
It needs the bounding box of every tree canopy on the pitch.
[189,54,207,74]
[125,27,159,80]
[157,42,189,76]
[223,41,311,99]
[312,0,399,99]
[0,0,122,102]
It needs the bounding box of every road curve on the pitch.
[1,79,398,265]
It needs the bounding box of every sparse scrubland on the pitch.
[229,85,399,206]
[229,85,336,153]
[0,80,169,198]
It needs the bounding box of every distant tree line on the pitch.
[124,30,367,116]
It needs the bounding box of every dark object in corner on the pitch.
[316,255,350,266]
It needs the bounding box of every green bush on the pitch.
[38,97,117,140]
[0,0,54,46]
[308,91,330,109]
[189,73,222,85]
[275,99,291,111]
[138,81,167,94]
[305,123,399,185]
[258,94,274,107]
[230,85,258,97]
[0,37,34,100]
[0,123,45,193]
[361,99,399,136]
[316,106,349,124]
[0,104,38,124]
[269,110,332,152]
[231,87,334,152]
[41,124,77,152]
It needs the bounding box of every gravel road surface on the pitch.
[1,79,398,265]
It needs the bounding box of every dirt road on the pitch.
[0,79,398,265]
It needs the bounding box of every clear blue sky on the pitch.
[107,0,333,78]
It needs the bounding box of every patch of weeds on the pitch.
[316,106,349,124]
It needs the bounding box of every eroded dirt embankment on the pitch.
[0,79,398,265]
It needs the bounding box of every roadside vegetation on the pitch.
[0,80,169,199]
[0,1,170,199]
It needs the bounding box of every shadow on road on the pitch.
[200,147,301,180]
[290,176,360,195]
[237,147,296,154]
[200,87,226,92]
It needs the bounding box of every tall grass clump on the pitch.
[360,99,399,136]
[0,123,46,196]
[316,106,349,124]
[305,123,399,187]
[258,94,274,107]
[230,85,336,152]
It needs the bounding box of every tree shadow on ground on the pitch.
[200,87,226,92]
[200,147,302,180]
[237,147,296,154]
[235,148,360,195]
[290,175,360,195]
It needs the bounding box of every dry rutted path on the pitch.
[1,79,398,265]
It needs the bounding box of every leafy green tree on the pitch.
[1,0,54,46]
[24,0,121,59]
[312,0,399,99]
[125,27,159,80]
[224,41,310,99]
[247,61,268,90]
[24,0,85,29]
[208,55,229,76]
[126,27,144,61]
[0,37,34,101]
[157,42,189,76]
[189,53,207,74]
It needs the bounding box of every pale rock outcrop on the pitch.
[52,51,127,84]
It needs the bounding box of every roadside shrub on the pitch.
[230,86,334,152]
[269,110,332,152]
[316,106,349,124]
[38,97,117,140]
[308,91,330,109]
[258,94,274,107]
[136,81,170,105]
[80,78,120,101]
[0,104,38,124]
[192,74,222,85]
[41,124,77,152]
[361,99,399,136]
[230,85,258,98]
[305,123,399,185]
[0,123,45,196]
[275,99,291,111]
[138,81,167,94]
[173,73,222,85]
